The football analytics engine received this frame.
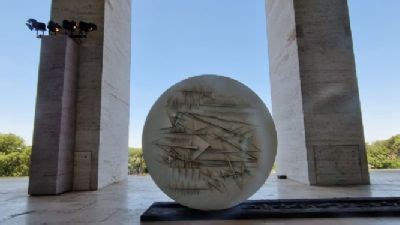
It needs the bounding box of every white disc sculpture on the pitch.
[143,75,277,210]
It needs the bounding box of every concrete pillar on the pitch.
[29,36,78,195]
[266,0,370,185]
[50,0,131,190]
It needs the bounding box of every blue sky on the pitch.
[0,0,399,147]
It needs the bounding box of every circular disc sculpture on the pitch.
[143,75,277,210]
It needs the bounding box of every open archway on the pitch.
[28,0,369,195]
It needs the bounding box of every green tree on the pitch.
[0,133,26,154]
[0,133,31,176]
[128,148,147,175]
[367,134,400,169]
[0,147,31,176]
[387,135,400,157]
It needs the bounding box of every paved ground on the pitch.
[0,170,399,225]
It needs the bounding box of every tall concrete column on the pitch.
[266,0,370,185]
[29,36,79,195]
[49,0,131,190]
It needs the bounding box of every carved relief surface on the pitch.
[143,75,277,210]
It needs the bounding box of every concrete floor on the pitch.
[0,170,399,225]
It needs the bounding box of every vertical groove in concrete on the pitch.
[266,0,369,185]
[50,0,130,190]
[51,0,105,190]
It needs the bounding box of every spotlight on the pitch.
[47,21,62,35]
[79,21,97,34]
[62,20,78,34]
[26,23,33,31]
[26,18,46,37]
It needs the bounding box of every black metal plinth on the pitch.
[141,197,400,222]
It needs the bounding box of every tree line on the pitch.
[367,134,400,169]
[0,133,399,176]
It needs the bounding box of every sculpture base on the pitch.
[141,197,400,222]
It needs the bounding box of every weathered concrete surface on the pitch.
[29,36,79,195]
[51,0,104,191]
[266,0,370,185]
[266,0,309,184]
[50,0,131,190]
[99,0,131,189]
[3,170,399,225]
